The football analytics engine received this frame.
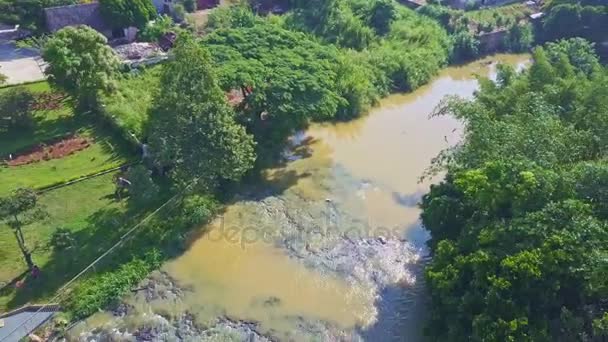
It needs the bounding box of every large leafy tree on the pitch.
[0,188,46,270]
[42,26,120,111]
[421,40,608,341]
[147,34,256,190]
[99,0,157,29]
[203,15,375,153]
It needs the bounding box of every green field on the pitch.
[0,82,133,195]
[0,172,124,309]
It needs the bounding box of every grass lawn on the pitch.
[0,81,134,195]
[0,172,125,309]
[0,170,175,312]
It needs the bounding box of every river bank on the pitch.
[67,54,529,342]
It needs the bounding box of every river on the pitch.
[71,54,529,342]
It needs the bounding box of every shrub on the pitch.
[179,194,219,227]
[173,3,186,22]
[451,29,480,63]
[65,250,162,319]
[126,165,159,206]
[99,0,157,29]
[138,15,174,42]
[0,88,36,131]
[504,23,534,52]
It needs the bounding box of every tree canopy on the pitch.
[202,3,450,159]
[421,39,608,341]
[99,0,158,29]
[147,35,256,190]
[43,25,120,111]
[0,188,46,269]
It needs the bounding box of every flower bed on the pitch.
[6,135,91,166]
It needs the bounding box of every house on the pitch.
[44,2,137,42]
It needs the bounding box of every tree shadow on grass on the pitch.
[0,112,85,156]
[0,200,152,309]
[87,116,138,164]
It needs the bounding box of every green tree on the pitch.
[0,188,46,270]
[422,39,608,341]
[125,165,159,206]
[42,26,120,111]
[0,88,36,131]
[99,0,157,29]
[148,34,256,190]
[138,14,174,42]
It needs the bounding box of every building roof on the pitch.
[44,2,110,33]
[0,304,60,341]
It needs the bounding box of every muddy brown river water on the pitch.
[72,54,529,342]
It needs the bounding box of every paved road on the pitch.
[0,41,45,85]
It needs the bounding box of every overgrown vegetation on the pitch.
[540,0,608,45]
[419,3,534,62]
[422,38,608,341]
[99,0,158,29]
[100,66,162,140]
[0,0,77,32]
[202,2,449,159]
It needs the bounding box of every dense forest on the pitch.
[421,38,608,340]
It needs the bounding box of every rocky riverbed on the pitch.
[71,186,426,341]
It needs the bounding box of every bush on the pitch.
[65,250,162,319]
[138,15,174,42]
[179,194,219,227]
[206,5,258,30]
[504,23,534,52]
[451,29,480,63]
[173,3,186,22]
[126,165,159,206]
[0,88,36,131]
[99,0,157,29]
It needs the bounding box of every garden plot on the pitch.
[0,82,133,195]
